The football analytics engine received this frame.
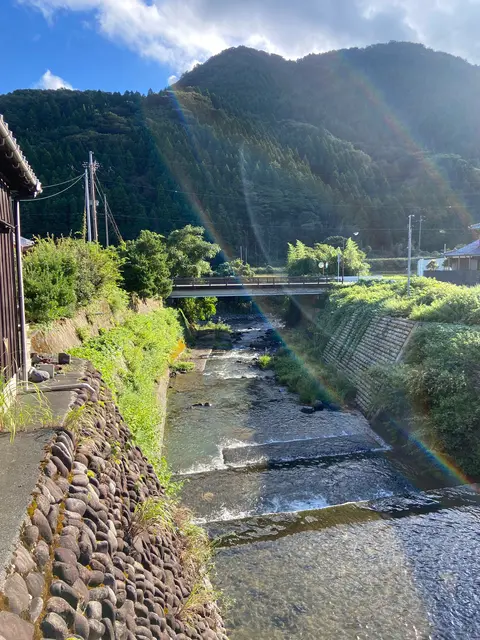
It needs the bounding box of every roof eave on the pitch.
[0,115,42,197]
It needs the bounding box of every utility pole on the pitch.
[407,214,414,296]
[104,194,109,248]
[89,151,98,242]
[84,168,92,242]
[418,215,425,254]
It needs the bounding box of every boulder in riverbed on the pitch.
[300,406,315,415]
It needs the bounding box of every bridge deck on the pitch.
[169,276,332,298]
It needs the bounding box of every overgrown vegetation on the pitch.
[70,308,183,491]
[369,324,480,476]
[23,225,221,325]
[311,279,480,475]
[265,329,356,406]
[326,277,480,325]
[23,237,126,323]
[287,239,369,276]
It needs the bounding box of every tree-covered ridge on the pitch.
[2,42,480,262]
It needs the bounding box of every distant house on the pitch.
[444,238,480,271]
[0,114,41,384]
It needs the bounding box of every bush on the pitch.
[24,237,77,323]
[324,277,480,325]
[258,354,272,369]
[368,325,480,475]
[23,237,126,324]
[173,297,217,323]
[215,259,254,277]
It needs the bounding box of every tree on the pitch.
[215,259,254,277]
[120,230,172,299]
[426,259,439,270]
[167,225,220,277]
[342,238,370,275]
[175,297,217,323]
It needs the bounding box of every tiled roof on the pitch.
[445,239,480,257]
[0,115,41,196]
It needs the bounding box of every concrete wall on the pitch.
[29,300,161,354]
[323,313,417,413]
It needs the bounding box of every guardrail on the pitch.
[173,276,332,288]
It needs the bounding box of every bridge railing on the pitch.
[173,275,331,288]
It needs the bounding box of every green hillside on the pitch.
[2,42,480,262]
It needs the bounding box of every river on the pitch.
[164,314,480,639]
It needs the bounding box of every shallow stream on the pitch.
[164,315,480,639]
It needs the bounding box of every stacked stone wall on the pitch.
[0,364,226,640]
[323,313,417,412]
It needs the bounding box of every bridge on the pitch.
[169,276,333,298]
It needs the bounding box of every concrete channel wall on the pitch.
[0,362,226,640]
[323,313,417,413]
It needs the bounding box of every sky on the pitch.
[3,0,480,95]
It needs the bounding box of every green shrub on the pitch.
[323,278,480,326]
[171,360,195,373]
[173,297,217,323]
[23,237,126,324]
[272,349,334,404]
[70,308,183,492]
[258,354,272,369]
[24,237,77,323]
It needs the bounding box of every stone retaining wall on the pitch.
[0,364,226,640]
[323,313,417,413]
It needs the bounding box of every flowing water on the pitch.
[164,315,480,639]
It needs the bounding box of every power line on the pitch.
[93,176,480,208]
[94,176,123,243]
[42,174,84,189]
[20,174,84,202]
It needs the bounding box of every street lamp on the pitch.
[342,232,359,283]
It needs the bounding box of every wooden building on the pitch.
[0,114,41,384]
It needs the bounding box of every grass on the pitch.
[171,360,195,373]
[272,330,357,406]
[0,376,53,440]
[129,497,177,540]
[70,307,183,493]
[257,354,272,370]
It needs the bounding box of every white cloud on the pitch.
[35,69,73,90]
[167,74,178,86]
[19,0,480,75]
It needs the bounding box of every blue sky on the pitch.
[2,2,173,94]
[4,0,480,96]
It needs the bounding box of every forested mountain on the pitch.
[2,41,480,263]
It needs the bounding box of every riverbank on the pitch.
[301,279,480,477]
[163,311,480,639]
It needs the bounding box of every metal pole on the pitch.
[104,195,109,248]
[418,215,423,254]
[407,214,414,296]
[84,168,92,242]
[337,251,341,281]
[13,200,28,384]
[342,238,345,283]
[89,151,98,242]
